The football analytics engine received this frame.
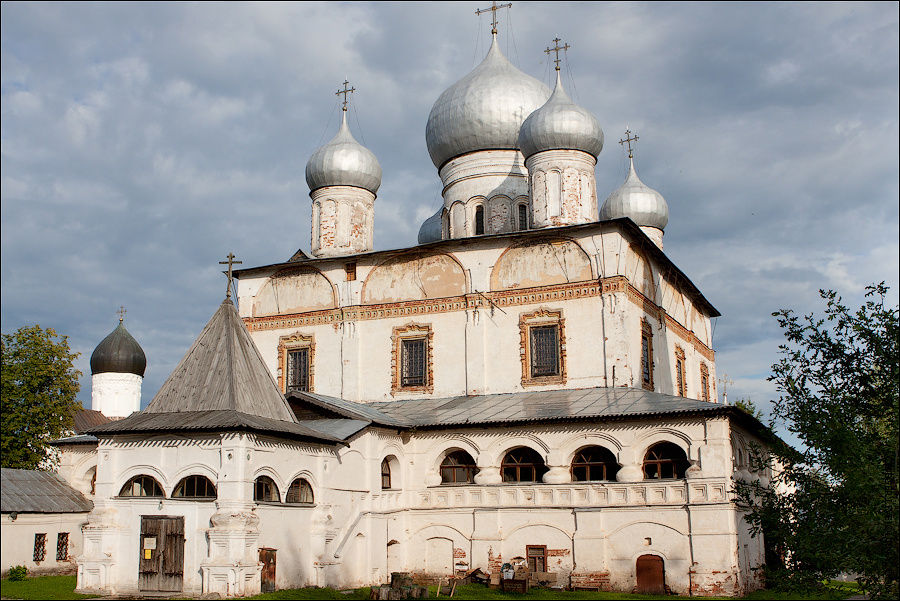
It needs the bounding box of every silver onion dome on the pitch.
[425,34,550,169]
[305,111,382,194]
[600,157,669,230]
[417,207,443,244]
[90,320,147,376]
[518,70,604,159]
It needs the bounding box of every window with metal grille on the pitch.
[254,476,280,502]
[381,459,392,490]
[287,348,310,392]
[641,320,654,390]
[642,442,690,480]
[518,204,529,230]
[475,205,485,235]
[286,478,314,504]
[33,533,46,562]
[530,325,559,377]
[401,338,427,387]
[526,545,547,572]
[571,446,620,482]
[56,533,69,561]
[172,475,217,499]
[501,447,548,483]
[440,450,477,484]
[119,475,164,497]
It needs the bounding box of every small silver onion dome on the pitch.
[90,320,147,376]
[600,157,669,230]
[417,207,443,244]
[519,70,604,159]
[305,111,382,194]
[426,34,550,169]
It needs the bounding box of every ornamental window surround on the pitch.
[519,308,566,386]
[641,319,654,391]
[391,323,434,395]
[675,346,687,397]
[277,332,315,394]
[700,363,710,402]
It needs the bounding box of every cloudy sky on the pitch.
[2,2,898,431]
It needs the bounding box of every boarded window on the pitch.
[440,450,477,484]
[33,533,46,562]
[501,447,548,483]
[287,348,310,392]
[345,262,357,281]
[475,205,485,235]
[56,532,69,561]
[381,459,392,490]
[286,478,314,504]
[401,338,427,387]
[641,320,653,391]
[172,475,216,499]
[643,442,690,480]
[119,475,164,497]
[254,476,280,502]
[526,545,547,572]
[530,325,559,377]
[571,446,620,482]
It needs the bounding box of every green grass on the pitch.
[0,574,95,600]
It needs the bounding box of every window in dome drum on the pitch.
[475,205,485,235]
[518,203,529,230]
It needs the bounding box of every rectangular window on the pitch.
[700,368,710,401]
[676,357,686,396]
[345,262,357,281]
[641,334,652,387]
[33,533,46,563]
[526,545,547,572]
[518,204,529,231]
[56,533,69,561]
[401,338,427,387]
[530,325,559,377]
[287,348,310,392]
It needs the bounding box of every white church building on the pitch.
[62,17,774,598]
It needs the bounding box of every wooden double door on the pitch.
[139,516,185,592]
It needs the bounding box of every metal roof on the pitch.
[1,469,93,514]
[367,387,730,428]
[52,434,99,445]
[88,409,341,443]
[296,418,371,440]
[90,320,147,376]
[288,391,409,427]
[73,408,110,433]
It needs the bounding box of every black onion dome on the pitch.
[90,322,147,376]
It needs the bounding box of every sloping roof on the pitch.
[1,468,93,514]
[367,387,730,428]
[88,409,341,442]
[143,299,296,422]
[73,408,110,433]
[288,391,409,427]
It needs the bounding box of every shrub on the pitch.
[7,565,28,581]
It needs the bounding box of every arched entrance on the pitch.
[635,554,665,594]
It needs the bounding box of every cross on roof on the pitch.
[619,128,639,159]
[219,252,242,300]
[117,306,126,323]
[544,37,570,71]
[475,1,512,35]
[335,80,355,112]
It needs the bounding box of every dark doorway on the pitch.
[138,516,184,592]
[635,554,665,594]
[259,548,277,593]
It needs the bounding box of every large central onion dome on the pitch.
[518,70,604,159]
[90,320,147,376]
[305,112,382,194]
[600,157,669,230]
[425,34,550,169]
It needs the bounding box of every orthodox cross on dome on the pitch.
[335,80,355,112]
[117,306,126,323]
[476,1,512,35]
[544,37,570,71]
[619,128,640,159]
[219,252,242,300]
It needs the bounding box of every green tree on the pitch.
[1,325,82,469]
[736,284,899,599]
[734,397,765,421]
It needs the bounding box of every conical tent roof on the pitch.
[143,299,296,422]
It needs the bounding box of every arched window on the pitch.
[474,205,485,235]
[254,476,280,502]
[643,442,690,480]
[501,447,548,483]
[172,475,216,499]
[571,446,620,482]
[286,478,314,504]
[440,450,477,484]
[119,475,164,498]
[381,458,392,490]
[517,203,529,231]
